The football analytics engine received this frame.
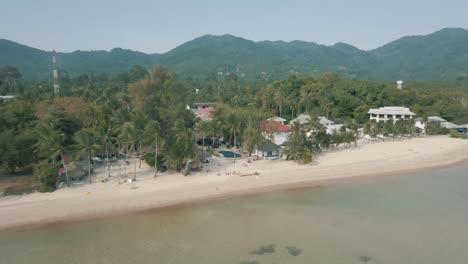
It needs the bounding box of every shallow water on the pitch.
[1,164,468,264]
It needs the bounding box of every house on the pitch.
[193,107,215,121]
[262,120,290,145]
[368,107,416,122]
[415,116,447,132]
[254,140,282,160]
[267,116,287,125]
[192,102,217,110]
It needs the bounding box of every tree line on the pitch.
[0,65,467,192]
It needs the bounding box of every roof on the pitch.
[192,108,215,121]
[262,120,291,133]
[318,116,334,125]
[0,95,14,99]
[291,114,311,125]
[441,122,463,129]
[267,116,287,122]
[257,140,281,152]
[368,107,416,116]
[427,116,447,123]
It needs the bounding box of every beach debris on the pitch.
[131,186,138,190]
[285,246,302,256]
[359,255,371,262]
[249,244,276,255]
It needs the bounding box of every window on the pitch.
[379,114,384,118]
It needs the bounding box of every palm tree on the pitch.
[34,122,70,186]
[303,114,325,139]
[97,120,119,177]
[284,121,308,162]
[243,118,263,157]
[144,120,163,178]
[225,110,242,162]
[165,120,196,173]
[74,129,101,184]
[119,122,139,181]
[195,120,212,167]
[132,112,147,168]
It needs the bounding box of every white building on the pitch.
[368,107,416,122]
[262,120,290,145]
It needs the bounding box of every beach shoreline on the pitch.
[1,136,467,232]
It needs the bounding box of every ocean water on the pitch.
[1,164,468,264]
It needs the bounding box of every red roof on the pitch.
[262,120,291,133]
[197,108,214,118]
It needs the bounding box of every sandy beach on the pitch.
[1,136,467,231]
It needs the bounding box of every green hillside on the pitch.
[1,28,468,80]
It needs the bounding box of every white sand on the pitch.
[1,136,467,231]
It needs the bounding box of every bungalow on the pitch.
[254,140,282,160]
[368,107,415,122]
[415,116,447,132]
[262,120,290,145]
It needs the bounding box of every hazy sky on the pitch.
[1,0,467,53]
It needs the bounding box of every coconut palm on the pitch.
[144,120,163,178]
[243,118,263,157]
[119,122,139,181]
[74,128,101,183]
[284,121,308,162]
[34,122,70,186]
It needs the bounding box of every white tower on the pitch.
[397,80,403,90]
[53,50,60,96]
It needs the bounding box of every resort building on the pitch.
[254,140,282,160]
[368,107,416,122]
[262,120,290,145]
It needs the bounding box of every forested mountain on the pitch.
[1,28,468,80]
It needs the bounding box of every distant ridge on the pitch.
[1,28,468,80]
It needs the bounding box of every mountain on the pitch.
[1,28,468,80]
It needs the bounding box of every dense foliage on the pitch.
[0,63,467,191]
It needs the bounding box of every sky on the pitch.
[1,0,468,54]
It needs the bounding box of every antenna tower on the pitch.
[53,50,60,95]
